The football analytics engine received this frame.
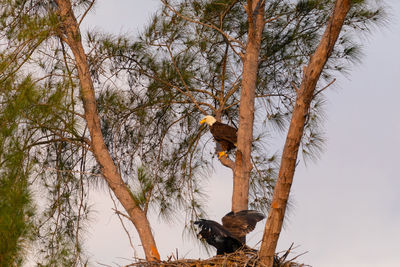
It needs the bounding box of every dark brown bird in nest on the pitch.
[194,210,265,255]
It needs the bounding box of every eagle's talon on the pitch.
[218,151,227,159]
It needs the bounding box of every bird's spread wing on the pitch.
[221,210,265,239]
[194,219,233,240]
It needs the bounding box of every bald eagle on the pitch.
[200,115,237,159]
[194,210,265,255]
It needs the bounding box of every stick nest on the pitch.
[125,246,310,267]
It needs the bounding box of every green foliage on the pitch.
[94,81,208,221]
[0,146,35,267]
[0,65,89,265]
[0,1,93,264]
[296,0,324,14]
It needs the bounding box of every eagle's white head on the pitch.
[200,115,217,126]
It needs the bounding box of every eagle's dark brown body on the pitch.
[194,210,265,255]
[209,121,237,153]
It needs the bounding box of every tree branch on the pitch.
[78,0,96,26]
[314,78,336,97]
[161,0,245,57]
[259,1,352,266]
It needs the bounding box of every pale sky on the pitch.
[81,1,400,266]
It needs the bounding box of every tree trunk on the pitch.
[258,0,351,266]
[55,0,160,261]
[232,0,265,213]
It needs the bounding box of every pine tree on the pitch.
[0,0,386,264]
[0,77,37,266]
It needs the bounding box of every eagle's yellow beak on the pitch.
[200,118,206,125]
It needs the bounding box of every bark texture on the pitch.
[258,0,351,266]
[55,0,160,261]
[232,0,265,213]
